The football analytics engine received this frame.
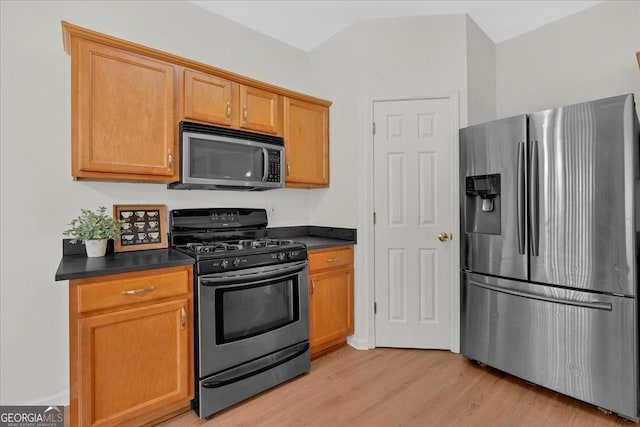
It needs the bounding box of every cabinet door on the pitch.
[73,39,176,181]
[183,69,235,126]
[309,266,354,353]
[77,299,190,426]
[284,98,329,187]
[239,85,281,135]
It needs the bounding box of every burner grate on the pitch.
[180,238,297,255]
[185,242,228,254]
[238,238,295,248]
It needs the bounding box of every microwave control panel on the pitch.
[266,149,282,183]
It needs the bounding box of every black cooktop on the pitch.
[170,208,307,274]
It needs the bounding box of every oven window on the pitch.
[215,275,299,344]
[189,137,264,182]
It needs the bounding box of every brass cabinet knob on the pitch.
[438,232,449,242]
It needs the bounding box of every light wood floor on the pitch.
[158,346,630,427]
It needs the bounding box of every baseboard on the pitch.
[22,389,69,406]
[347,335,371,350]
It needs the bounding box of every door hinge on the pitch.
[374,302,377,314]
[372,122,376,135]
[373,212,377,224]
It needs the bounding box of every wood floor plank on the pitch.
[157,347,629,427]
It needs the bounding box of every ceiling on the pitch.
[189,0,604,52]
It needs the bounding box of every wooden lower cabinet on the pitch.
[69,265,193,427]
[308,246,354,358]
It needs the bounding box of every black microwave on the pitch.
[168,122,284,191]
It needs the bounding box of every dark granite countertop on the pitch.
[267,226,357,250]
[55,248,194,281]
[55,226,355,281]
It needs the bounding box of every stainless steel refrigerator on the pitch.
[459,93,639,421]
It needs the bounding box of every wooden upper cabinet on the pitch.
[239,85,282,135]
[180,70,282,135]
[182,69,237,127]
[71,38,177,182]
[284,98,329,188]
[62,21,331,184]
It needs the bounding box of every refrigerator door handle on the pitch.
[517,142,526,255]
[468,279,613,311]
[529,140,540,256]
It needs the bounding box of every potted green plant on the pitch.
[63,206,123,257]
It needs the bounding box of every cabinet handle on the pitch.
[226,101,231,119]
[167,149,173,171]
[326,258,339,263]
[311,279,316,296]
[243,105,248,122]
[121,285,155,295]
[180,305,186,330]
[287,162,291,178]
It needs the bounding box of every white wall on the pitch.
[496,0,640,118]
[466,16,496,125]
[307,14,469,350]
[0,0,311,405]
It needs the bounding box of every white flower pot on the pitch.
[85,239,108,257]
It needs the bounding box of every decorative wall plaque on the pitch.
[113,204,168,252]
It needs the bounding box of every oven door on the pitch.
[197,260,309,377]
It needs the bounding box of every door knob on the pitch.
[438,232,449,242]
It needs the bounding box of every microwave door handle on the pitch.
[262,148,269,182]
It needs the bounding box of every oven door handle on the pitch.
[200,261,307,286]
[202,342,309,389]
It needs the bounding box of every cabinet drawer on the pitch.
[309,247,353,272]
[77,269,189,313]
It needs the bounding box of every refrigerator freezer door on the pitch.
[461,272,638,421]
[529,94,637,296]
[460,115,528,280]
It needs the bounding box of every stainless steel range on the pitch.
[170,208,310,419]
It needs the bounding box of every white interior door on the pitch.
[374,98,453,349]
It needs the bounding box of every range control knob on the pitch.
[232,258,241,268]
[220,259,229,270]
[277,253,286,261]
[288,251,296,259]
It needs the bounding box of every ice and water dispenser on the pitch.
[465,174,501,235]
